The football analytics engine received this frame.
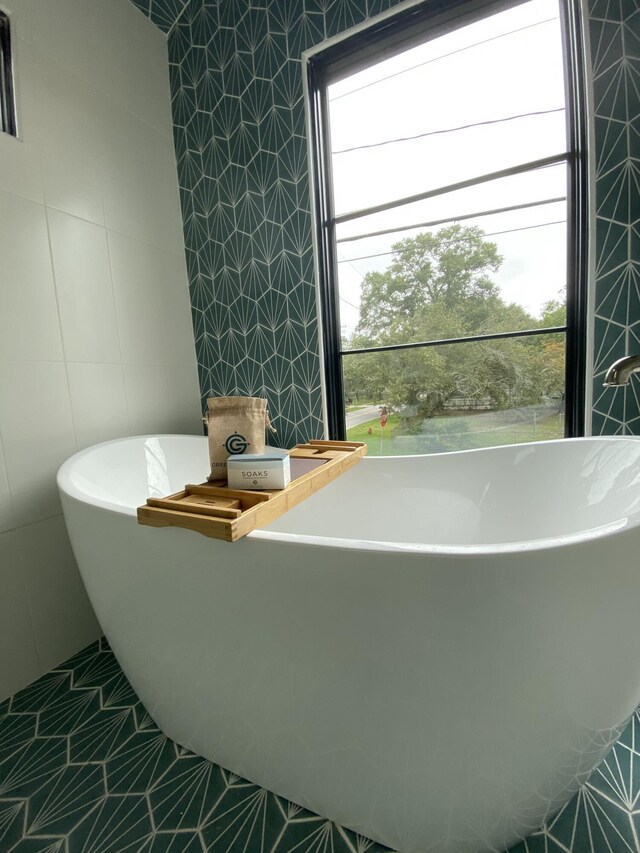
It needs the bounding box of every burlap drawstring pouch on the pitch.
[204,396,274,481]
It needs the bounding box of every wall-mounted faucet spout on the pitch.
[603,355,640,386]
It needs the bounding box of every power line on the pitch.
[334,153,567,226]
[332,108,564,155]
[337,196,566,244]
[337,219,567,265]
[329,17,557,103]
[340,296,360,310]
[336,249,367,311]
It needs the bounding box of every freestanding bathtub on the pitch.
[57,434,640,853]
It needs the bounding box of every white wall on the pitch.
[0,0,201,701]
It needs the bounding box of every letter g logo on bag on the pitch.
[224,433,249,454]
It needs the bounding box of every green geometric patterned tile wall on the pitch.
[133,0,640,442]
[166,0,402,447]
[589,0,640,435]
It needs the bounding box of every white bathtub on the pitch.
[58,434,640,853]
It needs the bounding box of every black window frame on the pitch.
[307,0,589,442]
[0,9,17,137]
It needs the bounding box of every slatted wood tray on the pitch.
[137,440,367,542]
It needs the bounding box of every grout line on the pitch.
[0,190,187,261]
[165,1,191,38]
[0,510,65,537]
[47,203,184,257]
[42,205,80,453]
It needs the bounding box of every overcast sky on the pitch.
[326,0,567,337]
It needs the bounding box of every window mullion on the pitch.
[335,195,567,245]
[332,151,571,226]
[308,64,347,440]
[341,326,568,356]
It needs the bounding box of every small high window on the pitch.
[0,10,17,137]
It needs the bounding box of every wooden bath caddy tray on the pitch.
[137,440,367,543]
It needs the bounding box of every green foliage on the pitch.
[357,224,503,341]
[347,410,564,455]
[539,293,566,327]
[343,225,565,426]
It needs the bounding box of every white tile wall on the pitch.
[19,516,100,675]
[47,210,121,363]
[0,0,200,701]
[0,438,15,535]
[101,101,156,244]
[156,249,200,367]
[165,365,204,434]
[0,361,77,526]
[123,363,171,435]
[143,127,188,253]
[109,231,165,365]
[37,54,107,226]
[67,363,130,449]
[0,191,63,361]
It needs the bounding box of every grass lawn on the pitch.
[347,413,401,443]
[347,409,563,455]
[345,403,373,413]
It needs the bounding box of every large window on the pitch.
[307,0,587,455]
[0,10,16,137]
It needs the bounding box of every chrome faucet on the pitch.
[603,355,640,386]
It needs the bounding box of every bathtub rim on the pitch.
[57,433,640,557]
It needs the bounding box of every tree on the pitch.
[343,225,566,424]
[356,224,503,342]
[532,292,567,402]
[538,293,566,328]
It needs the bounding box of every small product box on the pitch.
[227,448,291,490]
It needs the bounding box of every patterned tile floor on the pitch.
[1,639,639,853]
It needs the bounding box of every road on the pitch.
[345,405,381,429]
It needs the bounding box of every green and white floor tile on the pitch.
[1,638,639,852]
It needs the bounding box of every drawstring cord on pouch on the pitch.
[203,402,277,436]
